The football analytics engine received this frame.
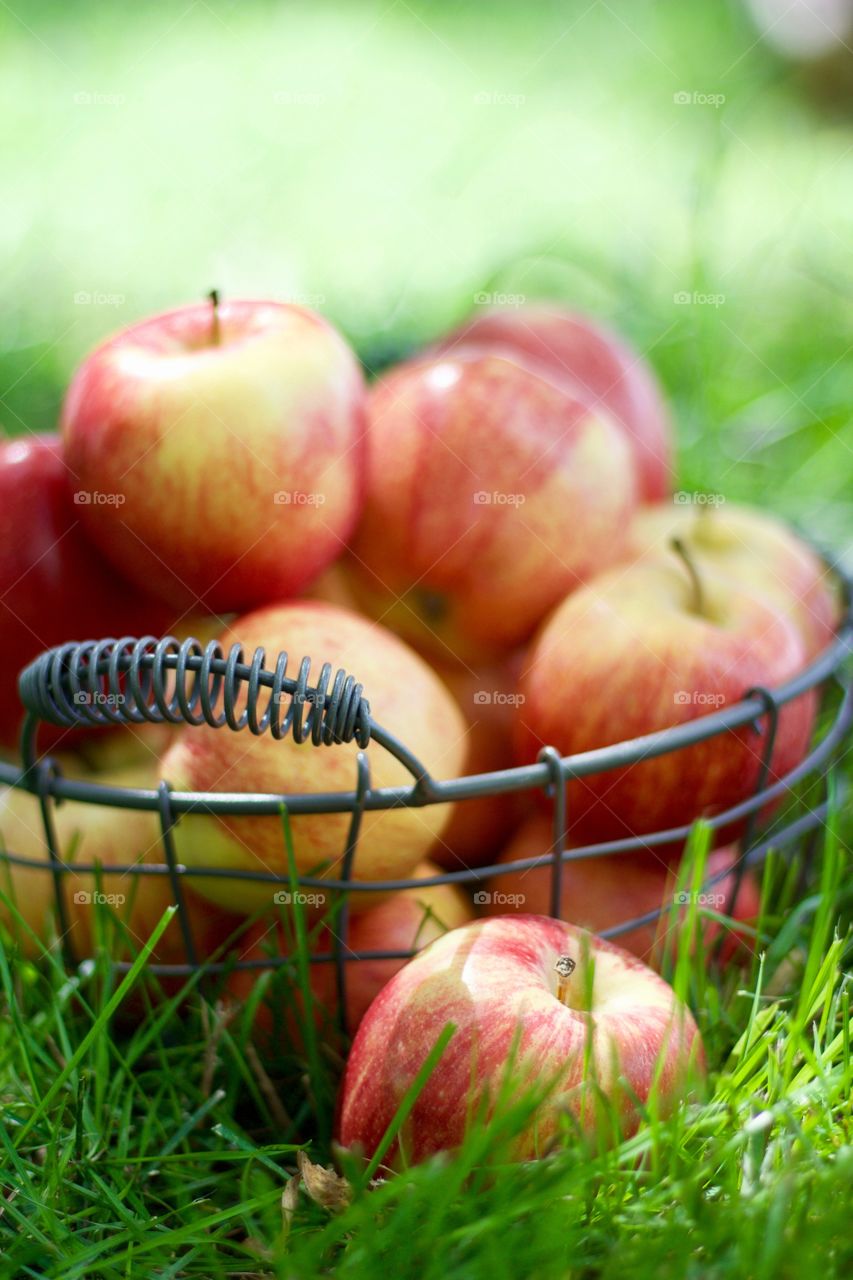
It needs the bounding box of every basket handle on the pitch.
[17,635,372,746]
[15,635,441,796]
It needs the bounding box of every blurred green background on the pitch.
[1,0,851,558]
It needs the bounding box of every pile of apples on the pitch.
[0,295,841,1164]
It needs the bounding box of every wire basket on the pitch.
[1,554,851,1036]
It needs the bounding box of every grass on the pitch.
[0,0,852,1275]
[0,796,851,1278]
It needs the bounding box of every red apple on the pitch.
[0,761,238,976]
[61,298,367,614]
[515,551,817,847]
[431,304,674,501]
[349,350,637,664]
[624,501,841,660]
[485,815,761,964]
[338,914,704,1165]
[0,434,172,754]
[228,860,474,1042]
[160,601,468,913]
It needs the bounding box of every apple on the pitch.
[0,762,237,975]
[515,550,817,847]
[624,501,841,660]
[228,859,474,1043]
[428,658,530,870]
[348,349,637,664]
[61,298,367,614]
[338,914,704,1164]
[485,814,761,964]
[431,304,674,501]
[0,434,172,753]
[160,601,468,913]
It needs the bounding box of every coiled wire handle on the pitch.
[17,636,372,748]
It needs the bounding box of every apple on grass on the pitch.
[0,762,239,987]
[0,434,172,754]
[430,303,674,501]
[515,547,817,849]
[160,601,468,914]
[485,814,761,964]
[348,348,637,665]
[61,297,367,614]
[624,500,842,660]
[337,914,704,1165]
[227,859,474,1044]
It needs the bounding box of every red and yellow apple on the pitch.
[61,298,367,614]
[0,434,172,753]
[228,859,474,1041]
[624,501,841,660]
[338,914,704,1164]
[515,552,817,846]
[160,602,468,913]
[485,815,761,963]
[349,349,637,664]
[431,303,674,501]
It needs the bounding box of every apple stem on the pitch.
[671,536,705,616]
[209,289,221,346]
[555,953,576,1004]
